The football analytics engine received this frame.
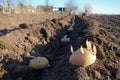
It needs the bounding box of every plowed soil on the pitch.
[0,14,120,80]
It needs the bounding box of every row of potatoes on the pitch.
[29,39,97,69]
[29,17,97,69]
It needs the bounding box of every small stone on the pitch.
[28,36,38,44]
[18,44,22,48]
[93,70,101,79]
[26,53,31,57]
[30,50,36,55]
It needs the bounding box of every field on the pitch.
[0,13,120,80]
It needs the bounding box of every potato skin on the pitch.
[69,48,96,67]
[29,57,49,69]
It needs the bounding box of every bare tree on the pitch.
[84,4,92,16]
[65,0,78,15]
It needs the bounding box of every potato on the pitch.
[29,57,49,69]
[69,40,96,67]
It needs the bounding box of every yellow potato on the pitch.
[29,57,49,69]
[69,40,96,67]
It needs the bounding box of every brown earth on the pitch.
[0,14,120,80]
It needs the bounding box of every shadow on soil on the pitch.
[0,28,20,37]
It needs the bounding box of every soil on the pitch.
[0,14,120,80]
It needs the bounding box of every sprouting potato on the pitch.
[61,35,70,43]
[69,40,96,67]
